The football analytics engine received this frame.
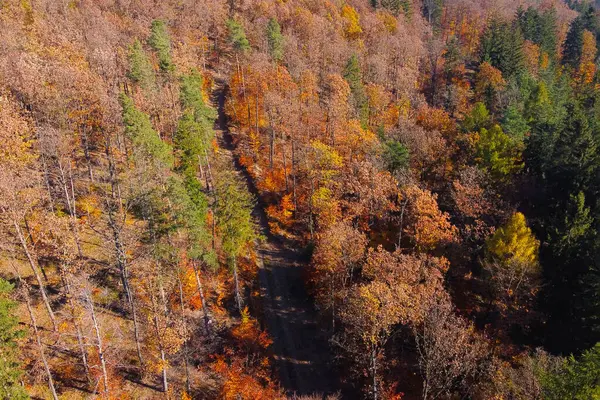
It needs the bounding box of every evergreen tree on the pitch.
[548,101,598,199]
[148,19,174,73]
[214,171,256,313]
[502,104,529,143]
[127,39,155,90]
[563,16,585,69]
[120,93,173,168]
[175,113,208,175]
[179,70,216,123]
[343,54,369,126]
[475,124,523,180]
[523,79,566,180]
[166,175,212,260]
[266,18,284,63]
[227,19,250,53]
[176,71,215,175]
[480,17,525,77]
[517,7,558,57]
[382,140,409,174]
[0,279,28,400]
[543,343,600,399]
[535,103,600,353]
[462,102,490,132]
[539,9,559,56]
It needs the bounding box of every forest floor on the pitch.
[211,78,342,398]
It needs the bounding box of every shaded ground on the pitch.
[212,79,341,397]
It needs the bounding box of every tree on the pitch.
[127,39,155,90]
[547,101,597,200]
[517,7,558,57]
[177,70,216,183]
[311,221,367,330]
[577,30,597,84]
[483,212,540,330]
[462,102,490,133]
[474,62,505,112]
[562,16,585,69]
[486,212,539,267]
[341,4,363,39]
[502,104,529,143]
[480,17,525,77]
[544,191,598,352]
[344,54,369,126]
[382,140,409,175]
[339,281,404,400]
[0,95,57,331]
[214,171,256,313]
[543,343,600,399]
[266,18,284,63]
[227,19,250,53]
[422,0,443,30]
[414,296,491,400]
[0,279,28,400]
[120,93,174,168]
[148,20,174,73]
[174,70,215,187]
[490,348,562,400]
[339,248,449,399]
[401,185,456,251]
[475,124,523,181]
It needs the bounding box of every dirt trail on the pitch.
[212,80,340,397]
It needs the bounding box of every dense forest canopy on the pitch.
[0,0,600,398]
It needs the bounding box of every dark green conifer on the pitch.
[343,54,369,126]
[266,18,284,63]
[127,39,155,90]
[148,20,174,73]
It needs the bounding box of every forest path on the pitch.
[211,78,340,397]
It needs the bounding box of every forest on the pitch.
[0,0,600,398]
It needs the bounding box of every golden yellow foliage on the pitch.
[341,5,362,39]
[486,212,539,266]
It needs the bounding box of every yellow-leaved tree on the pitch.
[341,5,362,40]
[486,212,539,266]
[484,212,540,326]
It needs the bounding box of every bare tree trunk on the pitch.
[61,270,91,384]
[105,139,144,370]
[177,276,192,394]
[282,145,289,192]
[21,282,59,400]
[157,272,169,317]
[308,175,315,240]
[58,159,83,258]
[232,257,243,314]
[191,261,211,335]
[84,287,110,398]
[397,197,409,250]
[255,89,260,142]
[371,343,378,400]
[236,53,250,126]
[291,131,297,212]
[80,127,94,183]
[268,118,275,170]
[204,150,214,192]
[67,161,83,257]
[12,220,57,331]
[40,154,56,212]
[150,290,169,394]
